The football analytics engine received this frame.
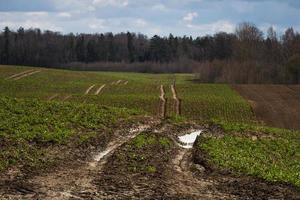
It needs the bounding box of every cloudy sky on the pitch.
[0,0,300,37]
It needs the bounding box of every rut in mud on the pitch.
[0,121,155,200]
[1,122,300,199]
[84,84,95,95]
[171,84,181,115]
[95,84,106,95]
[159,85,166,118]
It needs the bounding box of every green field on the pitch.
[0,65,255,123]
[1,65,299,189]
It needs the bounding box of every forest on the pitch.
[0,22,300,84]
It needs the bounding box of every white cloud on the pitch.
[152,3,168,11]
[25,12,49,17]
[134,19,147,27]
[58,12,72,18]
[92,0,129,7]
[186,20,235,35]
[183,12,198,22]
[88,19,106,30]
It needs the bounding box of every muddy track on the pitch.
[0,122,155,200]
[12,70,41,81]
[159,85,167,118]
[84,84,95,95]
[95,84,106,95]
[171,84,181,115]
[5,70,35,80]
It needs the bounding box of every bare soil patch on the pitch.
[233,85,300,130]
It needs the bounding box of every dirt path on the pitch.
[12,70,41,81]
[5,70,35,80]
[48,94,59,101]
[0,123,153,200]
[84,85,95,95]
[94,84,106,95]
[171,84,181,115]
[159,85,166,118]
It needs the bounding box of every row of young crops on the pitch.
[0,65,255,123]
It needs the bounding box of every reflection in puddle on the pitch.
[178,130,202,149]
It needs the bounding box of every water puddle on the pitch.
[178,130,202,149]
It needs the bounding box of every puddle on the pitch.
[178,130,202,149]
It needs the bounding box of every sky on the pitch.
[0,0,300,37]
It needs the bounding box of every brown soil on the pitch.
[159,85,166,118]
[233,84,300,130]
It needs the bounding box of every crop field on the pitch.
[0,65,255,123]
[1,65,300,199]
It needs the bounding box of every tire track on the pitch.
[95,84,106,95]
[171,84,181,115]
[1,123,154,200]
[12,70,41,81]
[84,85,96,95]
[159,85,166,118]
[5,70,35,80]
[48,94,59,101]
[62,95,72,101]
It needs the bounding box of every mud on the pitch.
[1,121,299,199]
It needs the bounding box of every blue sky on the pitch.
[0,0,300,37]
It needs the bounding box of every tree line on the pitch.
[0,22,299,83]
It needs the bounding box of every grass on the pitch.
[0,95,140,171]
[198,125,300,187]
